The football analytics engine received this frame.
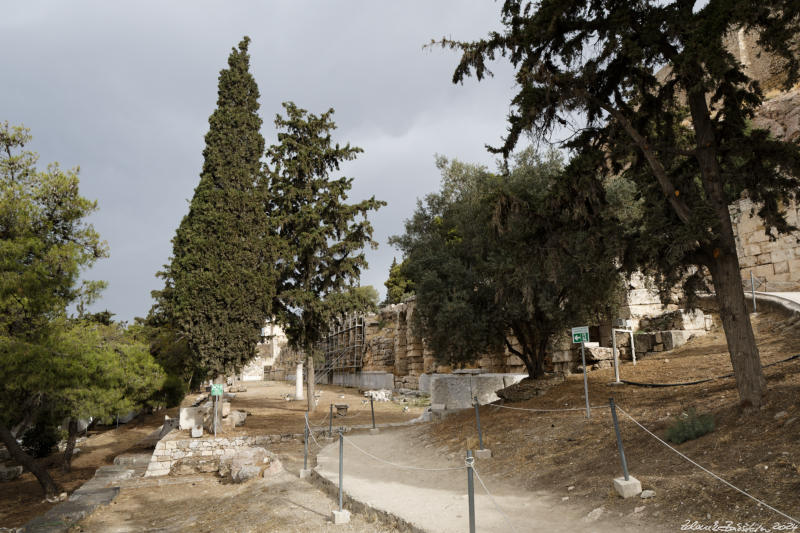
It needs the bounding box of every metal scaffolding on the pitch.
[315,313,365,384]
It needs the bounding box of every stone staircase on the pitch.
[24,453,152,532]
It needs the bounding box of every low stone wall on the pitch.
[429,373,527,410]
[144,431,302,477]
[330,371,394,390]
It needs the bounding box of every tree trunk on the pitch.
[306,355,316,413]
[709,252,765,410]
[62,418,78,473]
[0,421,61,498]
[686,89,765,410]
[521,345,545,379]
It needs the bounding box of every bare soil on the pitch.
[0,408,174,528]
[0,382,423,530]
[72,441,400,533]
[4,310,798,531]
[424,309,800,529]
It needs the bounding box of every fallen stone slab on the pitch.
[0,465,23,482]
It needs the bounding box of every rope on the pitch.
[342,435,465,472]
[472,464,516,531]
[308,410,331,429]
[621,354,800,388]
[616,405,799,525]
[488,403,609,413]
[304,417,326,449]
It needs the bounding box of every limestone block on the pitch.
[221,401,231,418]
[179,407,204,430]
[633,334,652,353]
[663,330,691,351]
[332,510,351,524]
[739,254,757,268]
[771,249,792,263]
[747,230,770,244]
[627,288,660,306]
[613,476,642,498]
[430,374,522,409]
[653,332,662,344]
[583,346,614,362]
[789,259,800,273]
[753,264,775,278]
[774,261,790,274]
[756,253,773,265]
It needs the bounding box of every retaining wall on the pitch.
[144,431,302,477]
[429,373,527,410]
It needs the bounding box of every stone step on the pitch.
[113,453,152,468]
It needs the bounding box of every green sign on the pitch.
[571,326,589,344]
[211,384,223,396]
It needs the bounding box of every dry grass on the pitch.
[422,310,800,528]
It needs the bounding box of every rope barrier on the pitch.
[472,464,517,531]
[616,405,799,525]
[304,417,326,449]
[342,435,465,472]
[488,403,609,413]
[621,353,800,388]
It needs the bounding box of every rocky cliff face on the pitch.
[753,88,800,144]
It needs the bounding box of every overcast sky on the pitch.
[1,1,517,322]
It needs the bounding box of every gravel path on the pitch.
[315,427,656,533]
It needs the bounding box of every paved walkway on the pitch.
[314,427,657,533]
[764,292,800,305]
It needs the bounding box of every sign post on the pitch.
[211,384,223,437]
[572,326,591,418]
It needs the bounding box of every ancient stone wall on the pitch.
[144,431,299,477]
[731,194,800,292]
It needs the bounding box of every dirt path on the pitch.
[75,440,400,533]
[314,427,664,533]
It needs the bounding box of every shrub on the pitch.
[665,408,715,444]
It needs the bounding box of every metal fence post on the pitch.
[329,403,333,437]
[581,342,590,418]
[612,329,620,383]
[370,396,376,429]
[466,450,476,533]
[609,397,629,481]
[473,397,484,450]
[338,427,344,512]
[304,413,309,471]
[750,271,757,313]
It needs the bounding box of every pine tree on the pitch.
[159,37,279,378]
[265,103,384,410]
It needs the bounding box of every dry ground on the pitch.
[0,409,173,528]
[4,309,798,531]
[0,382,423,530]
[424,309,800,529]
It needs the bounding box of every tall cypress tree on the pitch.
[158,37,277,377]
[265,102,385,410]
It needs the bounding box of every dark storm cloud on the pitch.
[1,1,516,320]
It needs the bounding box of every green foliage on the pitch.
[326,285,380,316]
[0,122,107,343]
[21,418,62,458]
[441,0,800,406]
[392,147,623,377]
[384,258,414,305]
[265,102,385,354]
[665,408,715,444]
[156,37,281,377]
